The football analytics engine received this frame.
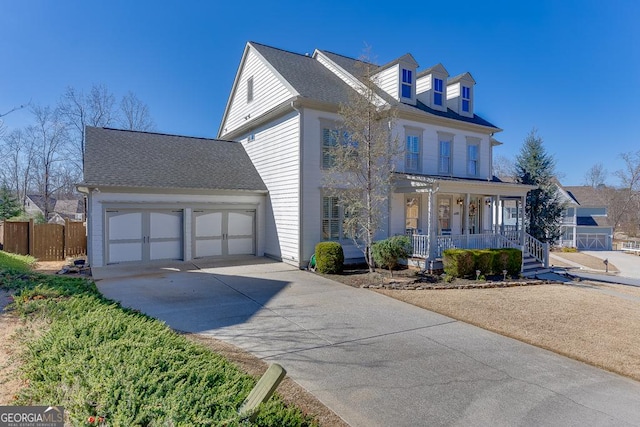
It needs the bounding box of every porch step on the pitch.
[521,255,551,278]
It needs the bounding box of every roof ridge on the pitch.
[320,49,373,65]
[94,127,238,144]
[249,41,312,59]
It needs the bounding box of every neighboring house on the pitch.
[24,194,84,223]
[80,41,537,268]
[557,185,613,250]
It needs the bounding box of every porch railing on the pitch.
[411,232,520,259]
[412,230,549,269]
[523,234,549,268]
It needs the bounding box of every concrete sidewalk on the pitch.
[96,260,640,426]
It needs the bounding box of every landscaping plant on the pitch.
[314,242,344,274]
[372,235,412,277]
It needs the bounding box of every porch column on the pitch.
[496,195,502,234]
[427,188,437,260]
[489,196,494,233]
[463,193,470,235]
[520,195,526,246]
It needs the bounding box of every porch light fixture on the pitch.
[485,198,491,206]
[456,198,464,205]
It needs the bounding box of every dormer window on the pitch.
[462,86,470,112]
[401,69,413,99]
[434,78,443,106]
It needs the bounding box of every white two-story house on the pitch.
[218,42,535,266]
[80,41,540,269]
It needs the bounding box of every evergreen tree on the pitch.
[0,186,22,221]
[514,129,564,243]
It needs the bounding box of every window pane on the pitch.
[434,78,442,92]
[434,92,442,106]
[402,83,411,98]
[462,99,470,112]
[402,69,412,84]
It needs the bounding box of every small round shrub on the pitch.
[372,235,412,272]
[314,241,344,274]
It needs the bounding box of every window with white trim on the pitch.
[405,130,421,172]
[322,196,356,240]
[247,76,254,103]
[439,139,451,174]
[433,78,443,106]
[462,86,470,112]
[467,141,479,176]
[321,124,355,169]
[322,196,341,240]
[401,69,413,99]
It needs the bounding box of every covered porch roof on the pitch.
[393,172,535,197]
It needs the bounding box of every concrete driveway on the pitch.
[583,251,640,279]
[95,258,640,427]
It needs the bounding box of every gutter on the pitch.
[290,100,305,267]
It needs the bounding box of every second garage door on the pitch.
[193,210,255,258]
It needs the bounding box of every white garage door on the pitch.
[106,209,183,264]
[193,210,255,258]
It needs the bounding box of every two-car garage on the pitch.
[104,207,258,265]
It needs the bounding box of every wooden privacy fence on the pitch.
[1,219,86,261]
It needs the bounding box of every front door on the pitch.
[437,197,452,235]
[405,196,420,234]
[468,197,481,234]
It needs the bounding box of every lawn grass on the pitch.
[0,251,36,273]
[0,251,314,426]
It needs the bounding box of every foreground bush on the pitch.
[372,235,412,276]
[443,248,522,279]
[315,242,344,274]
[0,269,314,426]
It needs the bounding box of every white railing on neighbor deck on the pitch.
[621,241,640,254]
[524,234,549,268]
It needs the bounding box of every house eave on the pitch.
[76,184,268,196]
[397,107,503,134]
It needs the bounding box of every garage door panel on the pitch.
[228,238,254,255]
[108,212,143,240]
[150,240,183,260]
[150,211,182,239]
[228,211,254,236]
[195,212,223,237]
[109,243,143,263]
[195,239,223,257]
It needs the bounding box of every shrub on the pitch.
[314,242,344,274]
[372,235,412,276]
[443,249,475,278]
[474,250,493,277]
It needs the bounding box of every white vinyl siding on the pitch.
[242,112,300,263]
[221,48,293,135]
[373,64,400,100]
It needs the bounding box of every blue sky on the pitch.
[1,0,638,185]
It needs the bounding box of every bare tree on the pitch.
[584,163,608,188]
[58,84,117,170]
[323,55,400,272]
[0,128,38,203]
[493,155,515,181]
[120,91,155,131]
[613,151,640,236]
[27,105,69,219]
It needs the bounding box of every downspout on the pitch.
[291,100,304,268]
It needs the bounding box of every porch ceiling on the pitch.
[393,173,535,197]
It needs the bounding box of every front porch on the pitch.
[393,174,548,271]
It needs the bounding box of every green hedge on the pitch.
[314,242,344,274]
[443,248,522,279]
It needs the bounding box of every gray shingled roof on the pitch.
[251,42,357,105]
[252,43,498,129]
[564,186,609,207]
[82,127,266,191]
